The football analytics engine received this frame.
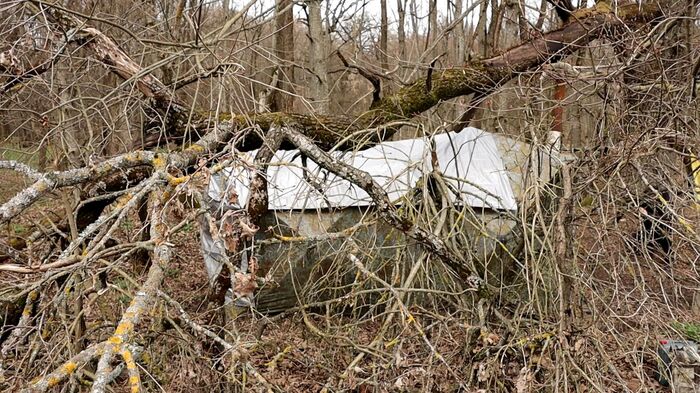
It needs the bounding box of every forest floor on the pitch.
[0,169,687,392]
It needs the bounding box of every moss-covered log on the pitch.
[27,1,664,153]
[141,2,664,152]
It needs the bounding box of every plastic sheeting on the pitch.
[207,127,517,212]
[200,127,520,307]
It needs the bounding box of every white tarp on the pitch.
[209,127,517,211]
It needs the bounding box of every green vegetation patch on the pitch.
[672,322,700,342]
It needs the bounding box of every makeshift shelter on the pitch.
[200,127,565,313]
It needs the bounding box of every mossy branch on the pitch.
[25,1,664,153]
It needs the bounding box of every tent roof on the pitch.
[208,127,518,211]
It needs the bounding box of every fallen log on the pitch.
[19,1,666,153]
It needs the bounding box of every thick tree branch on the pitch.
[27,1,665,154]
[217,3,662,152]
[90,187,170,393]
[22,343,108,392]
[0,152,155,224]
[25,0,196,143]
[336,50,382,104]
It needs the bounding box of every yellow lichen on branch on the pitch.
[22,343,107,393]
[167,174,190,186]
[120,348,141,393]
[89,186,172,393]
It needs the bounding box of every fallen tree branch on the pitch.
[1,289,39,362]
[23,1,667,153]
[89,186,171,393]
[0,152,156,224]
[0,161,43,181]
[21,342,108,393]
[0,256,79,273]
[25,0,196,145]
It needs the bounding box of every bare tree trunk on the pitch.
[535,0,548,31]
[475,0,489,57]
[487,0,506,55]
[161,0,188,86]
[380,0,389,70]
[452,0,467,120]
[397,0,407,60]
[517,0,530,41]
[426,0,438,57]
[56,70,82,169]
[272,0,295,112]
[454,0,466,63]
[410,0,419,57]
[307,0,329,113]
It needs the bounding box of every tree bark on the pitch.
[397,0,407,60]
[487,0,506,55]
[380,0,389,70]
[476,0,489,57]
[454,0,466,63]
[307,0,329,113]
[410,0,419,55]
[427,0,439,57]
[272,0,295,112]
